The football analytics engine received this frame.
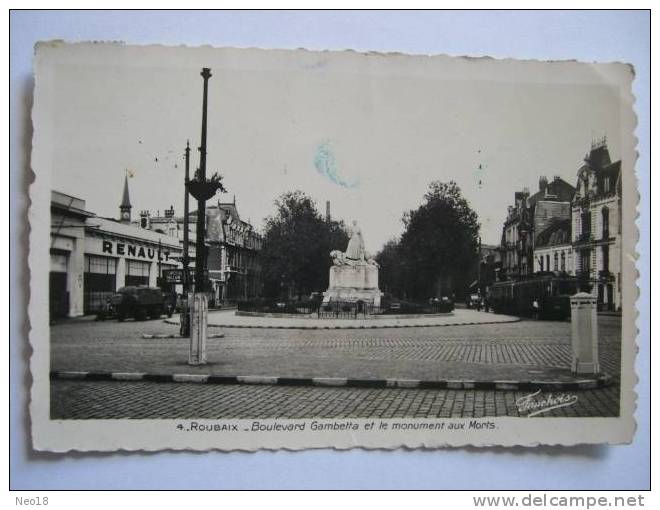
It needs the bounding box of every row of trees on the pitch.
[259,182,480,302]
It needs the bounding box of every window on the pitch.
[546,255,550,272]
[84,255,117,314]
[125,259,150,286]
[581,211,591,241]
[602,207,610,239]
[85,255,117,274]
[553,253,558,271]
[580,250,591,275]
[561,252,566,272]
[604,177,610,193]
[127,259,150,276]
[539,256,544,272]
[602,246,610,273]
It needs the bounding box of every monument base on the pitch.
[322,288,383,307]
[322,264,383,307]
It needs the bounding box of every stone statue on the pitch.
[330,220,379,267]
[345,220,365,262]
[330,250,347,266]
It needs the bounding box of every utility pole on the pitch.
[179,141,191,338]
[477,236,482,293]
[182,140,191,292]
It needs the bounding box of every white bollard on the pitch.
[188,292,208,365]
[570,292,600,374]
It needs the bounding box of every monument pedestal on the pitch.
[323,264,383,306]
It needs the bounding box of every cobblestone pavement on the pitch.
[51,379,621,419]
[50,315,622,383]
[49,315,622,418]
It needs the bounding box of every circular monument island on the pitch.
[196,221,520,330]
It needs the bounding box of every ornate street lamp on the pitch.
[187,67,225,365]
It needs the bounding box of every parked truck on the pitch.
[107,286,175,321]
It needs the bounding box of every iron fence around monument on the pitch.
[237,299,454,318]
[317,300,379,319]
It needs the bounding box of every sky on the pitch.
[41,44,627,252]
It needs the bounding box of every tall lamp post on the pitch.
[187,67,224,365]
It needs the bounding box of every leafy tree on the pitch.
[260,191,349,300]
[377,181,480,301]
[375,239,406,298]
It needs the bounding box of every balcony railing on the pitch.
[575,232,592,243]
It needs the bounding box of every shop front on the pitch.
[83,218,181,314]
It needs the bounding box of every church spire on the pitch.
[119,173,132,223]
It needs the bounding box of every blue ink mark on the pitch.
[314,141,358,189]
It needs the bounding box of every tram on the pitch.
[488,274,580,320]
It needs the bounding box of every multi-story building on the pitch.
[205,200,263,303]
[138,197,262,305]
[500,176,575,280]
[571,138,622,311]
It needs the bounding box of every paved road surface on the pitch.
[50,315,622,419]
[50,315,622,382]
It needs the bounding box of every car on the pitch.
[388,300,402,310]
[466,293,482,309]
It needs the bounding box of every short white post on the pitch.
[188,292,208,365]
[570,292,600,374]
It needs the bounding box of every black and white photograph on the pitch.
[29,41,637,451]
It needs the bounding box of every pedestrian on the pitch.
[531,298,540,320]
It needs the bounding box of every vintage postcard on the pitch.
[30,42,638,451]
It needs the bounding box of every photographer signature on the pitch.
[516,389,579,417]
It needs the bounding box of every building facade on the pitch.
[138,198,263,305]
[533,219,574,275]
[500,176,575,280]
[50,191,94,318]
[571,139,622,311]
[205,200,263,303]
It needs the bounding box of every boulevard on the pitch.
[50,312,622,419]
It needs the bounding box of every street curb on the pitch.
[162,317,521,330]
[142,333,225,339]
[50,371,612,391]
